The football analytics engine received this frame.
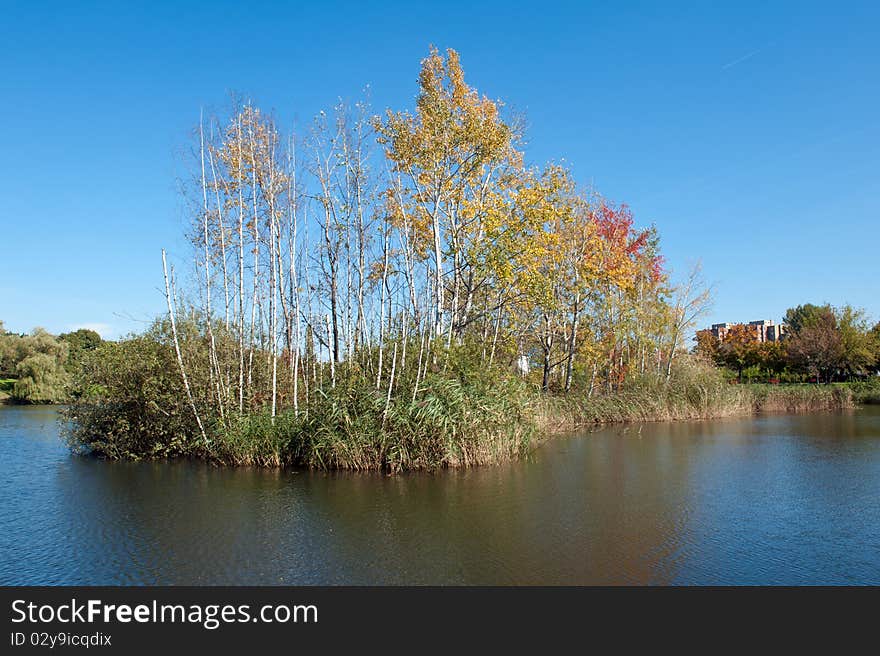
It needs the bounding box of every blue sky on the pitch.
[2,1,878,338]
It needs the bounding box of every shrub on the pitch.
[63,335,198,459]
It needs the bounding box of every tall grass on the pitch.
[748,384,854,413]
[547,357,753,427]
[542,363,854,432]
[209,371,539,472]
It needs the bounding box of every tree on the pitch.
[377,46,521,340]
[785,308,842,382]
[781,303,874,381]
[59,328,103,372]
[65,46,705,456]
[835,305,874,378]
[717,323,760,379]
[4,328,71,402]
[513,165,582,391]
[0,326,19,378]
[759,341,787,377]
[13,353,70,403]
[784,303,831,335]
[664,262,711,381]
[64,328,200,458]
[694,329,720,362]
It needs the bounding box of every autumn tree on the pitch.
[758,341,787,377]
[717,323,760,380]
[784,307,842,382]
[512,166,580,391]
[694,329,721,362]
[377,46,522,341]
[120,46,694,439]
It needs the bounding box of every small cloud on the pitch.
[68,323,114,339]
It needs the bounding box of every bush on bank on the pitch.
[64,331,199,459]
[848,380,880,405]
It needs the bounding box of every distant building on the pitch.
[709,320,785,343]
[764,322,785,342]
[710,322,731,340]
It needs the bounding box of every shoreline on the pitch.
[532,383,859,448]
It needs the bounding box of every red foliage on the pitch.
[595,203,634,248]
[592,201,663,281]
[649,254,665,283]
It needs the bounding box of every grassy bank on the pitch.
[64,353,869,472]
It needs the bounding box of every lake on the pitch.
[1,405,879,585]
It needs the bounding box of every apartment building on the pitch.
[709,319,786,343]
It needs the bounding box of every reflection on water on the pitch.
[1,405,879,584]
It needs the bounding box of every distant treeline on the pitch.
[0,322,102,403]
[695,303,880,383]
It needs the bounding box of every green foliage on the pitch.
[12,353,70,403]
[0,378,14,403]
[873,323,880,372]
[0,327,70,403]
[59,328,103,372]
[63,332,197,459]
[379,372,537,470]
[214,411,299,467]
[66,331,539,471]
[849,379,880,405]
[835,305,875,377]
[784,303,832,334]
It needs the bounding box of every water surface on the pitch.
[1,405,879,584]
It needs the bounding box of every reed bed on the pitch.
[210,376,857,471]
[66,354,864,472]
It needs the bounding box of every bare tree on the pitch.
[665,261,712,381]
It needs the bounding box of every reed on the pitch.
[209,372,538,472]
[748,384,854,413]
